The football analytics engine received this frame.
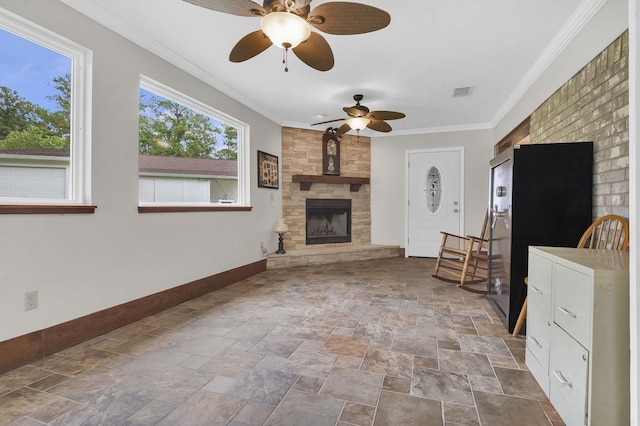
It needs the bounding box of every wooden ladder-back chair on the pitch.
[432,212,490,294]
[512,214,630,336]
[577,214,629,250]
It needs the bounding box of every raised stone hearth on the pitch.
[267,244,400,269]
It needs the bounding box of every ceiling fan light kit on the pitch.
[182,0,390,72]
[260,11,311,50]
[311,94,406,137]
[346,117,370,131]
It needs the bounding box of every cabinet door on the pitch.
[553,263,592,349]
[528,252,553,319]
[525,321,550,395]
[526,252,553,372]
[549,324,589,426]
[526,308,550,393]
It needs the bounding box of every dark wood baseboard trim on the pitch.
[0,332,44,374]
[0,259,267,375]
[398,248,406,258]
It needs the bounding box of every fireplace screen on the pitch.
[306,198,352,245]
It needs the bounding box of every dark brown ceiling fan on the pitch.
[312,94,406,136]
[182,0,390,71]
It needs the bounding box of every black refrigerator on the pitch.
[487,142,593,334]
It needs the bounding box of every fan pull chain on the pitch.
[283,42,292,72]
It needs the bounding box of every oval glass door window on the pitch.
[426,166,442,214]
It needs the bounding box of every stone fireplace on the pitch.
[267,127,399,269]
[280,127,371,251]
[306,198,351,245]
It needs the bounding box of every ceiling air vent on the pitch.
[453,86,473,97]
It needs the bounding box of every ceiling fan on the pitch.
[182,0,390,72]
[312,94,406,136]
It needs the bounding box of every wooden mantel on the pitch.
[292,175,370,192]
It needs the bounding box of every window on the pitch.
[138,76,248,210]
[0,9,91,210]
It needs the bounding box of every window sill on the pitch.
[138,205,253,213]
[0,205,97,214]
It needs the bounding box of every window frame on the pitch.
[0,8,93,213]
[138,75,250,212]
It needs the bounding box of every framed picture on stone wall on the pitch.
[258,150,279,189]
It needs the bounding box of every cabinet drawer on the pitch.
[549,324,589,426]
[552,263,592,348]
[528,252,553,319]
[526,348,550,397]
[525,308,550,369]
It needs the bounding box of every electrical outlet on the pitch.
[25,291,38,311]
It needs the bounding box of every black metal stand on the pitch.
[276,232,286,254]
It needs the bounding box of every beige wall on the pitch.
[0,1,282,342]
[370,129,495,248]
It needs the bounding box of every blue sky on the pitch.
[0,27,71,111]
[0,25,229,146]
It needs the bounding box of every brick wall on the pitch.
[530,31,629,218]
[281,127,371,251]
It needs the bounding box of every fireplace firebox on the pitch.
[306,198,351,245]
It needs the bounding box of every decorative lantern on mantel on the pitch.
[322,128,341,176]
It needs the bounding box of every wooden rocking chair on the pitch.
[432,212,490,294]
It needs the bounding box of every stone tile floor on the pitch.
[0,258,564,425]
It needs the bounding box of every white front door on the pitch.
[407,148,463,257]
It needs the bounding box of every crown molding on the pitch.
[490,0,609,128]
[282,120,493,137]
[383,122,493,137]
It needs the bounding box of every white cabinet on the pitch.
[526,247,629,426]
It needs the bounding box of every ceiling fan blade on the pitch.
[229,30,273,62]
[308,2,390,35]
[182,0,266,16]
[368,110,406,121]
[336,123,351,136]
[343,106,367,117]
[292,32,334,71]
[367,119,392,132]
[311,118,345,126]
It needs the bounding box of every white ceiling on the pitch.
[61,0,598,136]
